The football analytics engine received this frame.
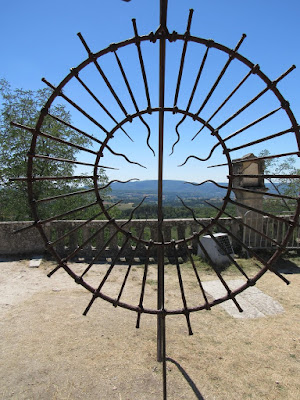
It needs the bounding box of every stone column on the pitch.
[232,153,268,248]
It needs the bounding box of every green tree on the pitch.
[0,79,109,220]
[259,149,300,213]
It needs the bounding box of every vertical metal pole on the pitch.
[157,0,168,365]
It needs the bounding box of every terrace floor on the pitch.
[0,258,299,400]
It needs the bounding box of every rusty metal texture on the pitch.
[11,0,300,398]
[11,0,300,318]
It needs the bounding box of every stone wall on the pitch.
[0,222,46,256]
[0,218,238,259]
[2,216,297,259]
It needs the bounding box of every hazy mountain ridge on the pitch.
[110,179,277,199]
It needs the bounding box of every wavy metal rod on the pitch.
[170,46,210,155]
[183,106,282,164]
[106,144,147,169]
[100,178,139,192]
[113,50,155,155]
[71,70,133,141]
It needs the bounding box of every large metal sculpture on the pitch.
[12,0,300,398]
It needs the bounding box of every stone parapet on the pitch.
[0,218,237,259]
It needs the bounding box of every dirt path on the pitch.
[0,259,299,399]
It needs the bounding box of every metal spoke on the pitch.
[219,106,282,144]
[216,65,296,131]
[173,9,194,108]
[113,50,155,155]
[10,121,98,155]
[228,198,299,226]
[11,175,94,182]
[214,220,290,285]
[195,34,247,117]
[114,222,148,307]
[170,46,210,155]
[36,201,99,225]
[178,197,244,312]
[47,202,122,248]
[183,241,211,309]
[228,127,297,153]
[63,220,113,263]
[207,151,300,168]
[171,241,193,335]
[77,32,129,117]
[194,68,254,138]
[71,69,133,141]
[205,201,284,250]
[30,154,117,170]
[42,78,110,135]
[132,18,152,110]
[136,242,153,328]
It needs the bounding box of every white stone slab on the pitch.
[29,256,43,268]
[202,279,284,319]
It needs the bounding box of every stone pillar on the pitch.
[232,153,268,248]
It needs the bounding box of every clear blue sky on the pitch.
[1,0,300,183]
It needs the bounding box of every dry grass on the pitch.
[0,257,299,399]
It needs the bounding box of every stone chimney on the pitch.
[232,153,268,249]
[232,153,267,217]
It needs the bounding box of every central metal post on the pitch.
[157,0,168,369]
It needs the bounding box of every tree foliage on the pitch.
[260,149,300,213]
[0,79,108,220]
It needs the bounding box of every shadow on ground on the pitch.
[274,257,300,274]
[166,357,205,400]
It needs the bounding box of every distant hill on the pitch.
[111,179,227,200]
[110,179,278,199]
